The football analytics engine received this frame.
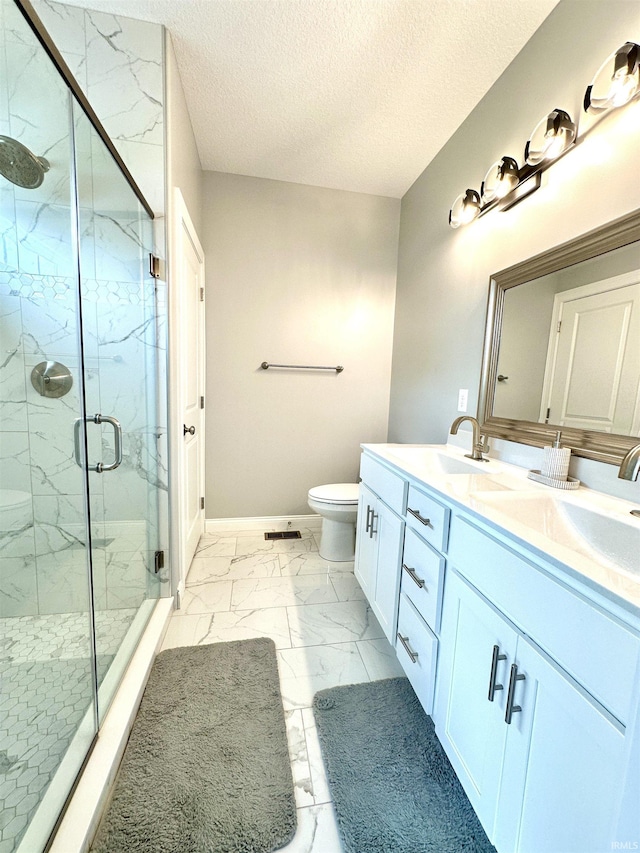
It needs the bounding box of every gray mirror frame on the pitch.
[478,208,640,465]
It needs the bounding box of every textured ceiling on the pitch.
[56,0,560,197]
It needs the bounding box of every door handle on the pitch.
[487,644,507,701]
[505,663,526,724]
[365,505,372,534]
[183,424,196,436]
[74,414,123,473]
[369,510,377,538]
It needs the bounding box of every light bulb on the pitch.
[449,190,481,228]
[525,110,576,166]
[610,69,638,107]
[584,42,640,114]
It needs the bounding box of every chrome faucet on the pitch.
[450,415,490,462]
[618,443,640,481]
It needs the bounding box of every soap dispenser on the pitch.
[541,431,571,482]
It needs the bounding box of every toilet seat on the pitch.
[308,483,359,505]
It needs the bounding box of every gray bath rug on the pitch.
[92,638,296,853]
[313,677,495,853]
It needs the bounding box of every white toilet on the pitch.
[307,483,359,562]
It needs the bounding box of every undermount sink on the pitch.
[385,446,493,476]
[470,492,640,576]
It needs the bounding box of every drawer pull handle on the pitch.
[487,644,507,701]
[505,663,526,724]
[397,633,419,663]
[407,507,431,527]
[402,563,426,589]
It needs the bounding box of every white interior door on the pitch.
[172,189,206,598]
[541,272,640,434]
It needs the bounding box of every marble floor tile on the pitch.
[178,581,232,615]
[287,600,384,648]
[285,709,314,808]
[301,707,332,806]
[277,643,370,710]
[194,537,236,558]
[235,535,318,557]
[187,552,281,584]
[279,553,354,576]
[164,607,292,651]
[329,573,366,602]
[280,802,343,853]
[231,575,337,610]
[356,637,406,681]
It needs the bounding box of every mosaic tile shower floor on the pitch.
[0,609,135,852]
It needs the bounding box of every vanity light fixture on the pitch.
[448,37,639,228]
[584,42,640,113]
[481,156,520,203]
[449,189,481,228]
[524,109,577,166]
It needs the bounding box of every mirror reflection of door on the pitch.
[540,272,640,435]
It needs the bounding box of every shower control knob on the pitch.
[183,424,196,436]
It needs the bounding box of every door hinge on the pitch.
[557,320,562,333]
[149,254,161,279]
[545,407,551,422]
[200,396,204,409]
[154,550,165,574]
[199,287,204,302]
[200,496,205,510]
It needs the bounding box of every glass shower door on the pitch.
[72,101,164,720]
[0,2,97,850]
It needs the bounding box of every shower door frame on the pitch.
[4,2,169,850]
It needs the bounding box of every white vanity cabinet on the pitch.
[354,457,406,643]
[355,445,640,852]
[436,516,637,853]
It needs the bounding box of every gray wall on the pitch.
[165,31,202,233]
[201,172,400,518]
[389,0,640,458]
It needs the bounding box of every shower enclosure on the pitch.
[0,1,169,850]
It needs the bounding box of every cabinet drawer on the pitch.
[401,527,445,634]
[449,514,640,725]
[406,484,450,552]
[360,453,407,515]
[396,593,438,715]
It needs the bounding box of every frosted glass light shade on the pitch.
[584,42,640,113]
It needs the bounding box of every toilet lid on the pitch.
[308,483,359,504]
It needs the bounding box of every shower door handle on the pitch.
[74,413,123,473]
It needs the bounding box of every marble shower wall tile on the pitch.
[84,9,163,147]
[0,555,38,617]
[0,430,31,492]
[0,292,27,431]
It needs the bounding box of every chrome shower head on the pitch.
[0,135,50,189]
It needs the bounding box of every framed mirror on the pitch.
[478,208,640,464]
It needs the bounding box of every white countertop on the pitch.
[361,443,640,620]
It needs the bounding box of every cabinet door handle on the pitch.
[369,510,377,539]
[407,507,431,527]
[487,644,507,701]
[505,663,526,724]
[397,633,419,663]
[365,505,372,535]
[402,563,426,589]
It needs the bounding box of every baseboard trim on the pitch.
[205,514,322,534]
